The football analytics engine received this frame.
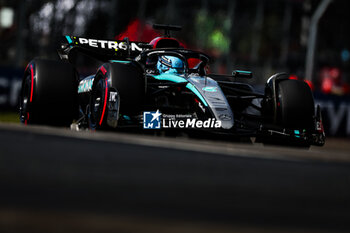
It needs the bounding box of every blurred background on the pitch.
[0,0,350,136]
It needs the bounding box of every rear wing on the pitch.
[58,35,152,62]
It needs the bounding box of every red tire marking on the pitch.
[25,112,29,125]
[99,78,108,126]
[30,65,34,102]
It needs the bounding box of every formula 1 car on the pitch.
[19,24,325,147]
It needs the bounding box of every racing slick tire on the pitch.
[276,79,314,129]
[89,62,144,129]
[19,59,78,126]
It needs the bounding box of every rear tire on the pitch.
[19,59,78,126]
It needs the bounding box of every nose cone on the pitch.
[188,76,234,129]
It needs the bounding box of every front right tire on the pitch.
[276,79,314,130]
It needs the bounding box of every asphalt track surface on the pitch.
[0,122,350,233]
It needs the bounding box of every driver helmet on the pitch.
[157,55,184,74]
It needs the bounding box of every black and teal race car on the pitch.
[19,25,325,147]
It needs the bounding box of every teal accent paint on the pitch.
[109,60,132,64]
[65,35,73,44]
[294,130,300,138]
[151,74,208,106]
[151,74,187,83]
[186,83,208,107]
[122,115,131,120]
[236,70,251,74]
[202,86,217,92]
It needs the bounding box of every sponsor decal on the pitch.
[316,121,324,132]
[107,91,119,128]
[143,110,222,129]
[219,114,232,121]
[109,91,118,102]
[100,66,107,75]
[78,78,94,93]
[77,37,142,51]
[202,86,217,92]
